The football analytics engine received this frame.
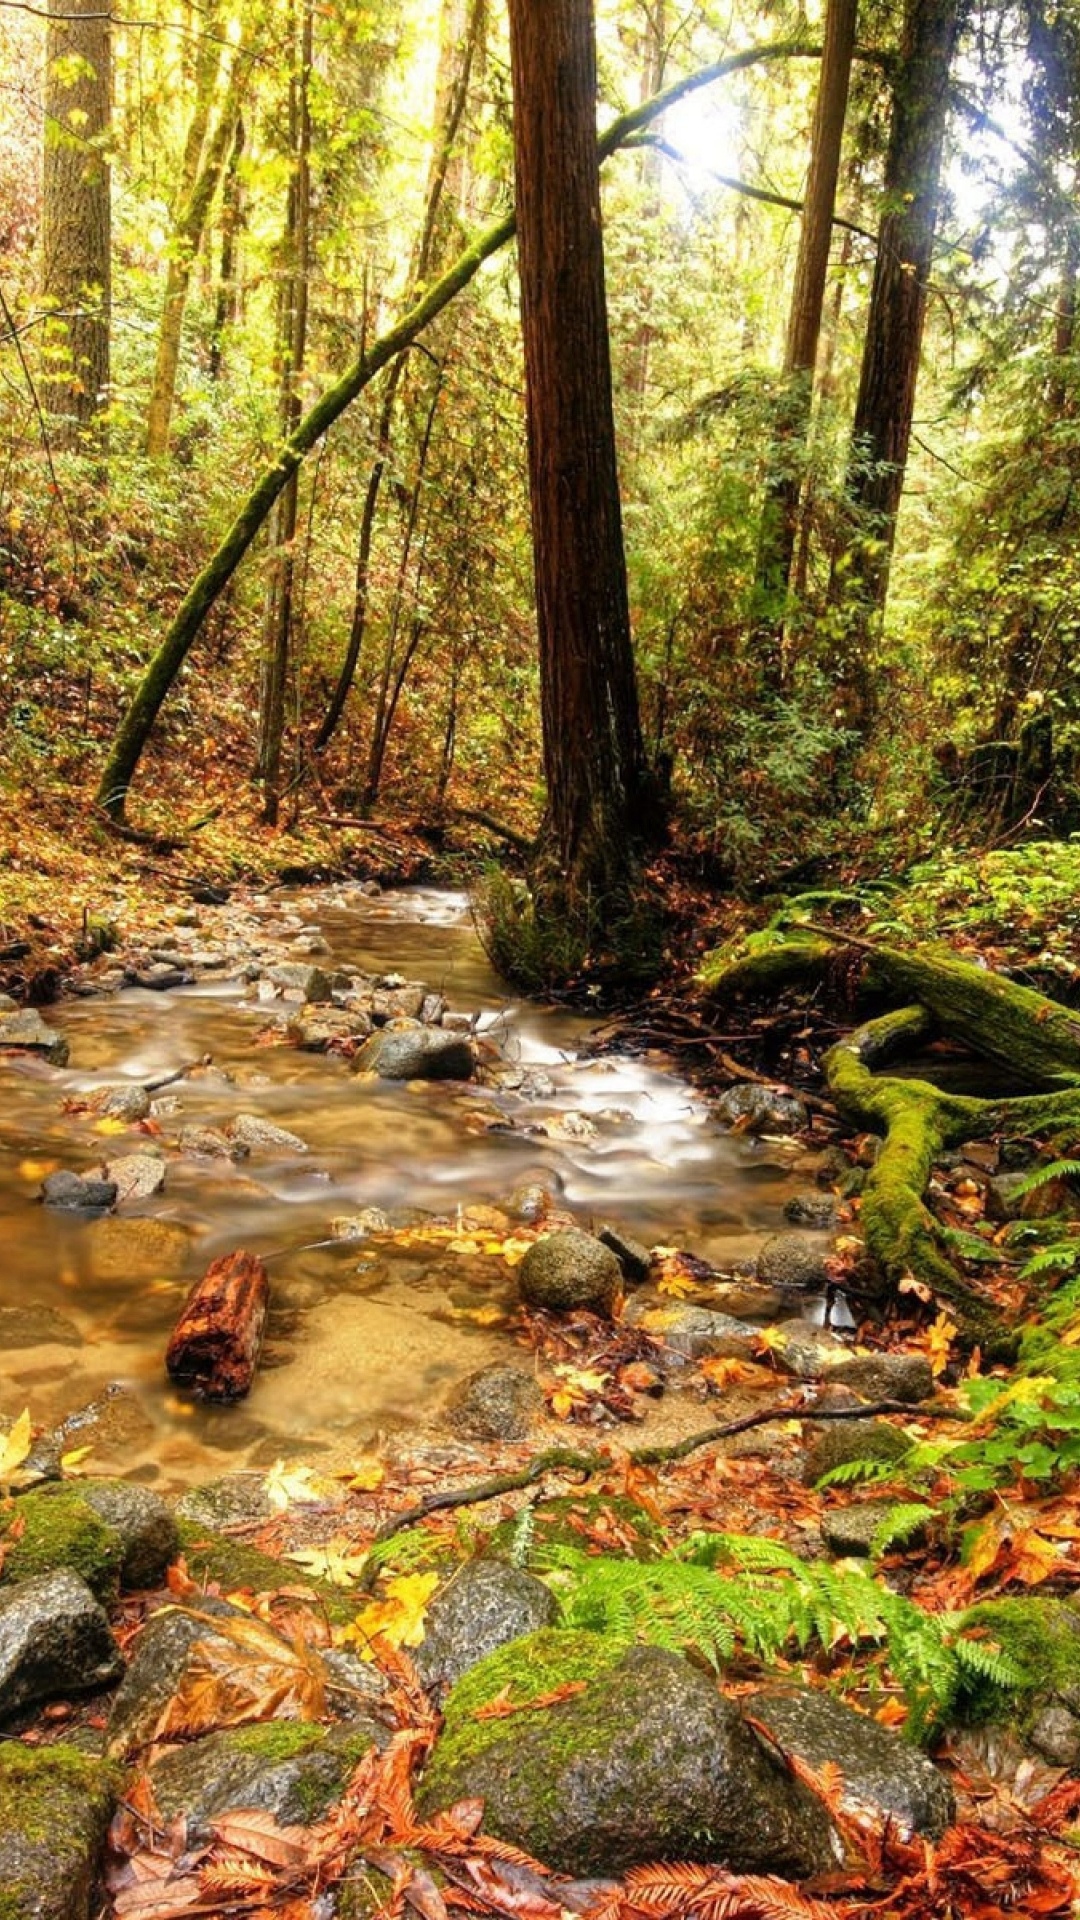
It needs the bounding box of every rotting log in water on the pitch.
[165,1249,269,1401]
[700,927,1080,1351]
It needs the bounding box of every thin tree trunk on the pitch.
[258,0,313,825]
[830,0,962,729]
[42,0,111,442]
[753,0,858,678]
[208,111,246,382]
[93,39,818,819]
[507,0,655,930]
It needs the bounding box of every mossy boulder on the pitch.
[36,1480,178,1591]
[2,1487,125,1602]
[417,1628,839,1879]
[0,1744,119,1920]
[415,1559,558,1698]
[803,1418,913,1488]
[517,1230,622,1315]
[174,1517,355,1626]
[147,1718,384,1842]
[955,1596,1080,1725]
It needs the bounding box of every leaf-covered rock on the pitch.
[746,1685,955,1839]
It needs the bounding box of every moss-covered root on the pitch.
[697,929,834,999]
[863,943,1080,1088]
[825,1013,1010,1354]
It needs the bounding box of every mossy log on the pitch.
[701,927,1080,1350]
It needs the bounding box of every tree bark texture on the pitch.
[42,0,112,439]
[831,0,961,722]
[165,1249,269,1401]
[507,0,653,918]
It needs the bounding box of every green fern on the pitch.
[938,1224,1008,1265]
[1019,1240,1080,1282]
[1008,1157,1080,1200]
[869,1503,935,1558]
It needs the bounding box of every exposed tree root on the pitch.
[701,928,1080,1352]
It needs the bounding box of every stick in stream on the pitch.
[165,1249,269,1401]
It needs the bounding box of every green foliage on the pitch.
[868,1503,937,1558]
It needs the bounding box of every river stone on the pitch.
[66,1479,179,1589]
[445,1364,545,1441]
[354,1027,476,1081]
[0,1570,123,1719]
[0,1009,69,1065]
[715,1084,808,1135]
[128,962,192,990]
[105,1153,166,1204]
[2,1485,126,1601]
[770,1318,849,1380]
[0,991,17,1011]
[518,1231,622,1316]
[288,1006,373,1049]
[803,1418,913,1487]
[148,1718,386,1843]
[418,1631,838,1878]
[0,1744,119,1920]
[757,1231,834,1293]
[229,1112,308,1153]
[598,1225,652,1284]
[828,1353,934,1404]
[92,1084,152,1123]
[415,1560,559,1698]
[747,1686,954,1840]
[176,1124,248,1160]
[1030,1701,1080,1767]
[267,961,334,1002]
[622,1296,757,1360]
[0,1305,80,1348]
[41,1170,117,1215]
[819,1499,923,1558]
[371,983,426,1022]
[784,1190,838,1229]
[107,1601,252,1756]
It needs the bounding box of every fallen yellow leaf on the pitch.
[344,1571,440,1655]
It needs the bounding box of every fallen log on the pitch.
[165,1250,269,1401]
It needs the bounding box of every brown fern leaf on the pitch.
[619,1862,837,1920]
[199,1851,280,1897]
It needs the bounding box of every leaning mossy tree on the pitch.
[700,924,1080,1350]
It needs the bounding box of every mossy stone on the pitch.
[2,1487,124,1602]
[956,1596,1080,1722]
[147,1718,383,1841]
[0,1743,119,1920]
[175,1517,355,1625]
[486,1493,666,1567]
[517,1230,622,1315]
[803,1418,913,1488]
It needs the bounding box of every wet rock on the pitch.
[828,1352,934,1404]
[518,1230,622,1316]
[267,961,334,1003]
[598,1226,652,1284]
[442,1010,476,1033]
[149,1720,386,1842]
[127,963,192,990]
[421,992,446,1024]
[446,1364,545,1441]
[622,1296,757,1361]
[229,1112,308,1153]
[803,1418,912,1487]
[288,1006,373,1049]
[331,1208,392,1240]
[0,1570,123,1719]
[0,1744,119,1920]
[416,1560,559,1698]
[784,1190,838,1229]
[371,983,426,1022]
[707,1280,787,1322]
[0,1305,80,1348]
[2,1484,126,1600]
[769,1318,849,1380]
[41,1170,117,1215]
[175,1473,275,1532]
[69,1479,179,1588]
[354,1027,476,1081]
[819,1500,922,1558]
[757,1231,834,1293]
[418,1631,838,1879]
[1030,1701,1080,1767]
[175,1125,248,1160]
[105,1153,166,1204]
[84,1218,194,1282]
[91,1084,152,1123]
[0,1009,70,1065]
[52,1385,156,1463]
[107,1602,250,1756]
[715,1084,808,1135]
[746,1686,954,1840]
[291,933,331,955]
[509,1183,554,1223]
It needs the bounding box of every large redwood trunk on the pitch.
[507,0,656,934]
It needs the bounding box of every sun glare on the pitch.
[659,89,745,201]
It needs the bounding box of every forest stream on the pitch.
[0,883,828,1492]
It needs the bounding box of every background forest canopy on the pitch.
[1,0,1079,903]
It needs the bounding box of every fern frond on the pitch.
[1009,1158,1080,1199]
[869,1503,935,1558]
[812,1457,899,1489]
[1020,1241,1080,1281]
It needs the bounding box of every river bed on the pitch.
[0,885,817,1490]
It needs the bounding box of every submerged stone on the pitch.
[445,1363,544,1441]
[518,1230,622,1316]
[41,1171,117,1216]
[0,1010,69,1065]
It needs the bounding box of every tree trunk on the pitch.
[257,0,313,826]
[507,0,657,940]
[830,0,961,727]
[753,0,858,675]
[41,0,111,442]
[92,40,813,820]
[208,111,246,383]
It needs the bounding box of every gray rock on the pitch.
[0,1305,80,1348]
[148,1718,386,1843]
[622,1295,757,1360]
[175,1473,274,1532]
[770,1318,849,1380]
[0,1744,119,1920]
[0,1570,122,1720]
[372,983,426,1022]
[418,1632,838,1879]
[229,1112,308,1153]
[446,1364,545,1441]
[518,1231,622,1316]
[287,1006,373,1049]
[93,1085,152,1123]
[747,1686,954,1840]
[107,1603,245,1756]
[819,1500,923,1558]
[716,1083,808,1135]
[267,962,334,1003]
[354,1027,476,1081]
[828,1353,934,1405]
[1030,1701,1080,1767]
[175,1125,248,1160]
[41,1171,117,1215]
[72,1480,179,1589]
[598,1225,652,1284]
[0,1010,69,1065]
[757,1231,834,1293]
[804,1418,912,1487]
[128,963,192,990]
[105,1153,166,1204]
[416,1560,559,1697]
[784,1190,838,1229]
[290,933,331,955]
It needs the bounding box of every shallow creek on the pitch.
[0,886,817,1491]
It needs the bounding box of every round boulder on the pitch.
[354,1027,475,1081]
[518,1230,622,1315]
[757,1231,834,1293]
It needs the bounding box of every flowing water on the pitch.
[0,886,815,1491]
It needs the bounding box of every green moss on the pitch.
[486,1494,667,1567]
[224,1721,323,1765]
[2,1486,124,1601]
[175,1517,355,1625]
[0,1744,120,1918]
[958,1597,1080,1713]
[698,930,833,998]
[421,1627,614,1793]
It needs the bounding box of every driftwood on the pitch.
[165,1249,269,1401]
